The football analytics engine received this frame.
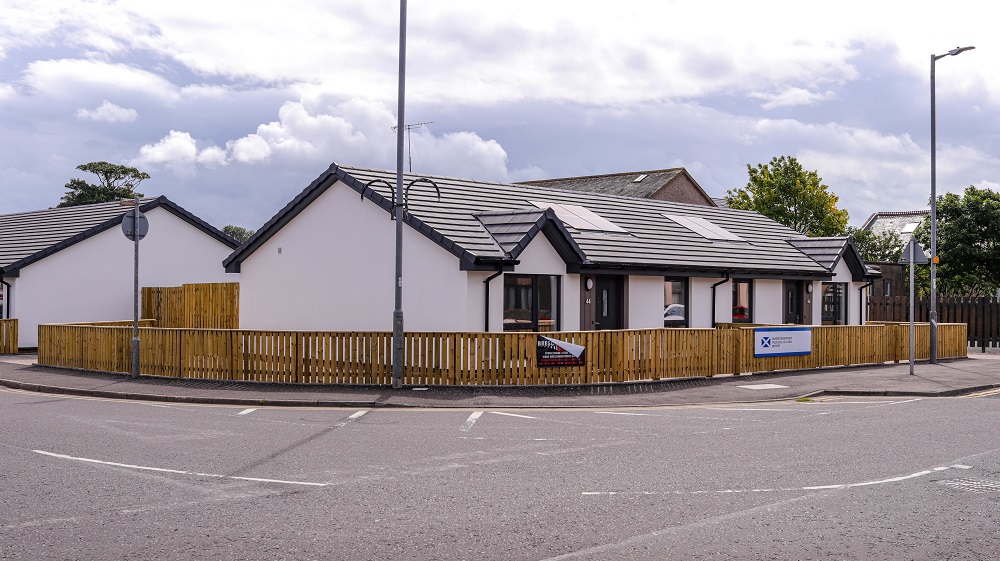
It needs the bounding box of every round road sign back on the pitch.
[122,209,149,241]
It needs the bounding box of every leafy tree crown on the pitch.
[725,155,848,237]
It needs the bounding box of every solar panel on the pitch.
[530,201,628,233]
[664,214,746,242]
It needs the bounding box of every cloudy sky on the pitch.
[2,0,997,231]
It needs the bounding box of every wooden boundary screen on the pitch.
[142,283,239,329]
[37,323,968,386]
[0,319,16,354]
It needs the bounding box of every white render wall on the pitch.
[627,276,664,329]
[12,207,235,346]
[239,181,472,332]
[753,279,784,324]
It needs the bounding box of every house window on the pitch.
[664,278,688,327]
[822,282,848,325]
[732,279,752,322]
[503,275,560,332]
[883,280,893,298]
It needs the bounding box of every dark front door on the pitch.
[783,281,802,324]
[595,276,623,330]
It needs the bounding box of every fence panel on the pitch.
[35,323,970,385]
[143,283,238,329]
[0,318,17,354]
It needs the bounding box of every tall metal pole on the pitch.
[131,195,140,379]
[930,46,974,364]
[929,53,938,364]
[392,0,407,389]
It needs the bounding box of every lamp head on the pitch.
[948,46,975,56]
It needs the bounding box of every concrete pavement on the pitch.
[2,352,999,408]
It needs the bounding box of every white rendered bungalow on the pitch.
[0,197,239,347]
[224,164,876,333]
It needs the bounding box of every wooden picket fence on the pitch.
[36,323,968,386]
[142,283,239,329]
[0,319,16,353]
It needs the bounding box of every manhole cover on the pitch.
[939,478,1000,493]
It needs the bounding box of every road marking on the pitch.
[582,464,973,496]
[237,408,256,416]
[334,410,368,427]
[491,411,537,419]
[32,450,328,487]
[461,411,483,432]
[737,384,789,390]
[962,388,1000,398]
[595,412,649,416]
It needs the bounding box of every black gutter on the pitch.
[483,268,504,331]
[0,278,10,319]
[710,274,731,328]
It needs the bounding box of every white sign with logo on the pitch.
[754,327,812,358]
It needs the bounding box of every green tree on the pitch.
[57,161,149,207]
[223,225,255,243]
[844,226,905,263]
[914,186,1000,296]
[726,156,849,237]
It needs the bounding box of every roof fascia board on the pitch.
[568,263,832,280]
[225,164,487,273]
[0,195,228,278]
[224,166,339,273]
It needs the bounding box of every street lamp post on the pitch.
[930,45,974,364]
[392,0,408,389]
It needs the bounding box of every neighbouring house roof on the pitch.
[786,237,875,282]
[711,197,729,208]
[860,210,929,240]
[516,168,716,206]
[0,197,238,278]
[226,164,836,280]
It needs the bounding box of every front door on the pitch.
[783,280,802,324]
[594,276,623,330]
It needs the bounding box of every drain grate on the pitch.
[939,478,1000,493]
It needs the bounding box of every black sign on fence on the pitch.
[537,335,586,367]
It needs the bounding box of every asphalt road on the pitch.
[2,387,1000,560]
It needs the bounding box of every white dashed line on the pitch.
[334,410,368,427]
[491,412,537,419]
[461,411,483,432]
[582,464,973,496]
[33,450,328,487]
[237,408,256,416]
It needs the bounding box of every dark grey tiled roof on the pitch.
[0,197,237,277]
[787,237,874,280]
[518,169,685,199]
[226,164,833,278]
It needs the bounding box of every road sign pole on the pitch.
[132,196,140,379]
[909,242,915,375]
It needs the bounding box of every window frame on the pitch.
[663,277,689,328]
[821,282,849,325]
[731,278,753,323]
[502,274,561,332]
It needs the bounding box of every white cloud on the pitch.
[75,100,138,123]
[131,97,521,181]
[135,130,199,166]
[0,84,15,102]
[228,134,272,164]
[196,146,228,167]
[24,59,180,102]
[754,88,838,110]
